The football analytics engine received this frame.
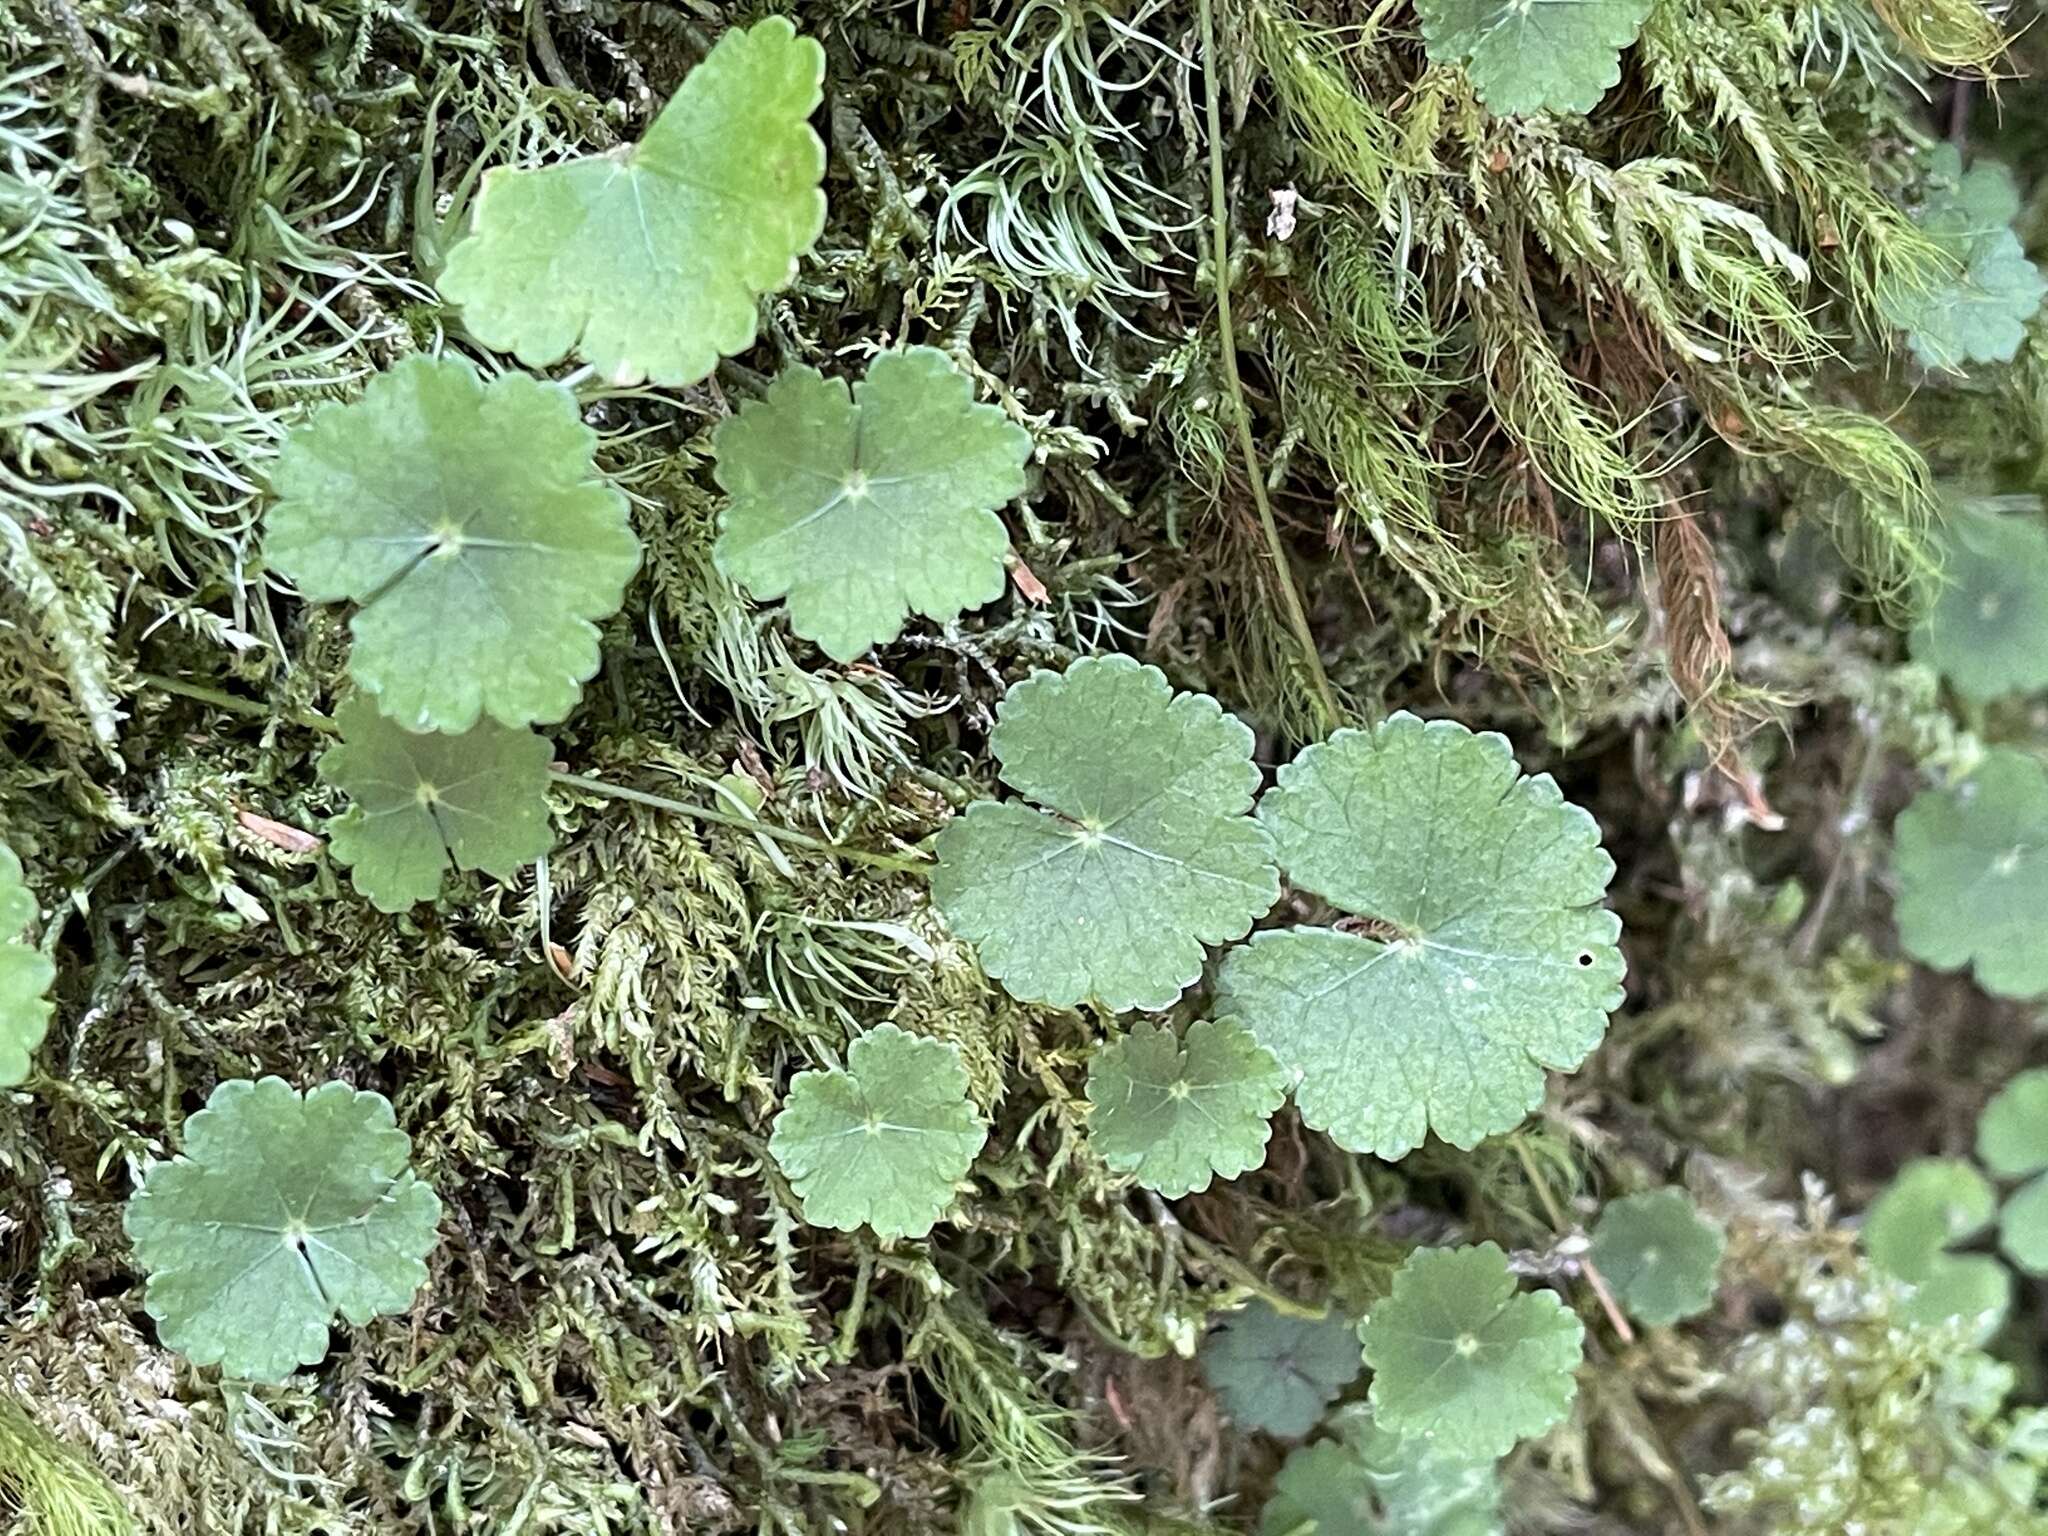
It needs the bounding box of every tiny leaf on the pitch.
[1893,750,2048,999]
[1201,1302,1363,1437]
[1863,1157,2010,1338]
[124,1077,441,1383]
[769,1024,988,1240]
[1086,1017,1287,1197]
[1979,1069,2048,1179]
[1909,500,2048,701]
[319,696,554,913]
[1218,714,1623,1159]
[1359,1243,1584,1461]
[1997,1174,2048,1276]
[1415,0,1655,115]
[932,657,1280,1012]
[713,347,1031,661]
[0,843,54,1087]
[1882,150,2047,372]
[1587,1188,1726,1327]
[265,354,641,733]
[438,19,827,387]
[1258,1407,1503,1536]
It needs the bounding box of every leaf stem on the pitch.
[550,772,932,875]
[1194,0,1342,738]
[135,673,340,735]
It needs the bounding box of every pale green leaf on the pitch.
[319,696,554,913]
[1258,1407,1503,1536]
[1909,501,2048,701]
[712,347,1030,661]
[265,354,641,733]
[1998,1174,2048,1276]
[768,1024,987,1240]
[124,1077,442,1383]
[1359,1243,1584,1461]
[932,657,1280,1012]
[1217,714,1623,1159]
[0,842,54,1087]
[1415,0,1655,115]
[1200,1302,1362,1438]
[1976,1068,2048,1179]
[438,20,827,387]
[1893,750,2048,999]
[1882,150,2047,372]
[1864,1158,1996,1280]
[1086,1017,1287,1197]
[1586,1188,1725,1327]
[1863,1157,2011,1339]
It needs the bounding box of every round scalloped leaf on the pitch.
[1979,1069,2048,1179]
[1893,750,2048,1000]
[712,348,1031,661]
[319,697,554,913]
[438,20,826,388]
[0,843,54,1087]
[1864,1157,1996,1281]
[932,657,1280,1012]
[1881,151,2047,373]
[1086,1018,1287,1197]
[1217,714,1623,1159]
[1862,1157,2010,1337]
[1586,1189,1726,1327]
[1359,1243,1584,1461]
[124,1077,442,1383]
[1258,1408,1503,1536]
[1200,1302,1363,1438]
[1908,502,2048,702]
[1998,1174,2048,1275]
[1415,0,1654,115]
[265,354,641,733]
[768,1024,987,1240]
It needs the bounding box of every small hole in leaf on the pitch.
[1576,952,1593,967]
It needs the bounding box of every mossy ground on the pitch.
[5,0,2048,1530]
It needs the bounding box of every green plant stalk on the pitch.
[135,675,927,873]
[1195,0,1342,738]
[550,772,931,874]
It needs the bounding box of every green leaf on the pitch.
[1258,1408,1503,1536]
[1586,1189,1726,1327]
[1998,1174,2048,1276]
[264,354,641,733]
[1865,1158,1997,1281]
[124,1077,442,1383]
[438,19,827,387]
[1893,750,2048,999]
[1909,501,2048,701]
[768,1023,987,1240]
[1086,1017,1287,1197]
[1882,150,2048,372]
[932,657,1280,1012]
[712,347,1031,661]
[0,842,54,1087]
[1216,714,1623,1159]
[319,696,554,913]
[1359,1243,1584,1461]
[1863,1157,2011,1339]
[1200,1302,1362,1437]
[1415,0,1655,115]
[1976,1068,2048,1179]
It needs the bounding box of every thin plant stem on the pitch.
[1194,0,1342,737]
[551,772,931,875]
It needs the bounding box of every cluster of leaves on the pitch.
[8,0,2048,1526]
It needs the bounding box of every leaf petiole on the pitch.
[550,771,932,875]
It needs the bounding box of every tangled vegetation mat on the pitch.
[8,0,2048,1528]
